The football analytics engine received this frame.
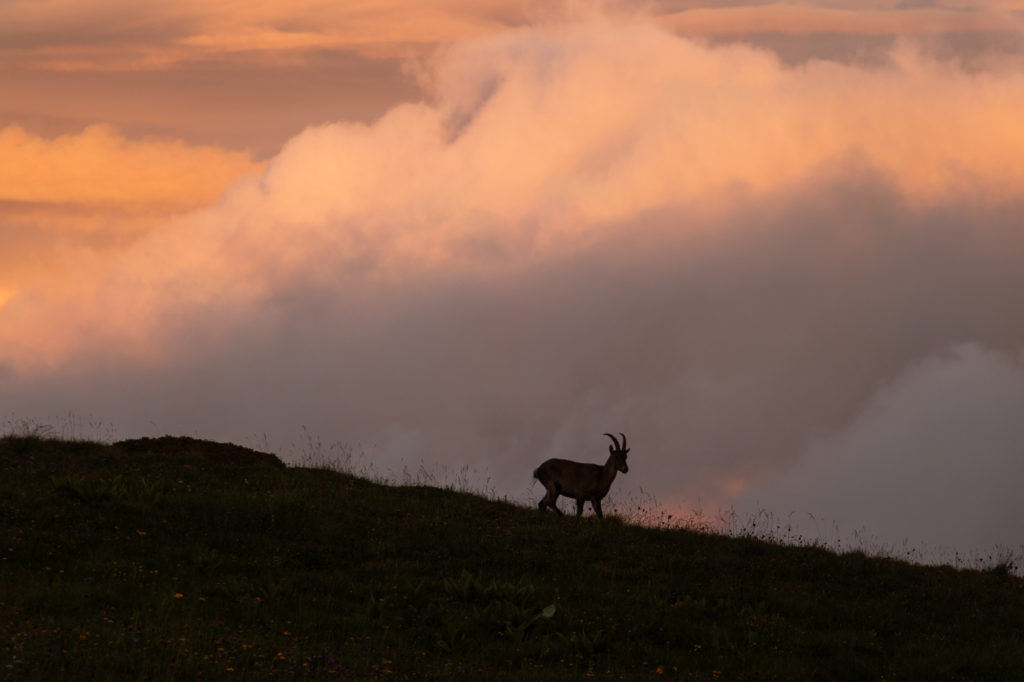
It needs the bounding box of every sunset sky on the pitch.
[3,0,1024,560]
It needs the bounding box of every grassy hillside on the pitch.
[2,435,1022,680]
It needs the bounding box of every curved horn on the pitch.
[604,433,622,451]
[619,433,628,451]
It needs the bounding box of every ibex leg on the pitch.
[539,489,563,515]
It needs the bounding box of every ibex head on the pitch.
[604,432,629,474]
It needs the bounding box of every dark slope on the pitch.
[2,435,1022,680]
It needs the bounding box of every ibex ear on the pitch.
[608,444,615,454]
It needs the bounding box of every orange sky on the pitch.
[5,2,1022,332]
[3,2,1024,548]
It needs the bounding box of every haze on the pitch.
[3,0,1024,562]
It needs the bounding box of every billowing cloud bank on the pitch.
[4,15,1024,553]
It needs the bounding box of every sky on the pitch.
[3,0,1024,563]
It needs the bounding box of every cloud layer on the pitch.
[3,1,1020,69]
[0,124,262,341]
[0,124,259,208]
[4,11,1024,554]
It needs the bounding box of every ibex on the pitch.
[533,433,629,519]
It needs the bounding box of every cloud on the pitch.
[4,14,1024,552]
[0,53,420,160]
[736,344,1024,557]
[0,0,525,70]
[3,0,1020,71]
[661,3,1022,38]
[0,124,260,210]
[5,1,1019,166]
[0,124,261,327]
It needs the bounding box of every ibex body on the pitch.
[533,433,629,519]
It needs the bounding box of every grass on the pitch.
[2,434,1024,680]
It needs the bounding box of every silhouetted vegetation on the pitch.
[3,434,1023,680]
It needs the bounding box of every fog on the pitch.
[736,345,1024,559]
